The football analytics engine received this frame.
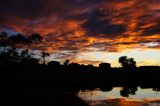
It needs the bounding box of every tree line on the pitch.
[0,32,50,64]
[0,31,137,70]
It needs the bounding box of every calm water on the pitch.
[78,87,160,106]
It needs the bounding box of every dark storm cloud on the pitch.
[82,10,126,37]
[0,0,102,20]
[134,15,160,36]
[139,24,160,36]
[0,0,50,19]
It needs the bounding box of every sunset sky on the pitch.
[0,0,160,67]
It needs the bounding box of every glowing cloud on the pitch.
[0,0,160,66]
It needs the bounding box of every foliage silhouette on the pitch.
[9,34,28,46]
[0,32,43,63]
[120,87,138,97]
[0,32,10,47]
[64,59,70,66]
[28,33,43,43]
[118,56,136,69]
[41,51,50,64]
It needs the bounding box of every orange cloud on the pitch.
[0,0,160,64]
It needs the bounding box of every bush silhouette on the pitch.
[118,56,136,69]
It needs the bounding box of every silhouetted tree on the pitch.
[120,87,137,97]
[41,51,50,64]
[20,49,32,62]
[27,33,43,52]
[0,32,10,48]
[27,58,39,65]
[86,64,94,71]
[7,48,18,60]
[99,63,111,71]
[28,33,42,43]
[153,88,160,94]
[0,32,43,64]
[100,86,113,92]
[9,34,28,46]
[118,56,136,69]
[48,61,60,69]
[0,50,10,63]
[64,60,70,66]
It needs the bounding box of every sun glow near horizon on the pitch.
[75,49,160,67]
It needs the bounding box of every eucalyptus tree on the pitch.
[0,32,43,63]
[41,51,50,64]
[118,56,136,69]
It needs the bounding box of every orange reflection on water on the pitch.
[89,98,160,106]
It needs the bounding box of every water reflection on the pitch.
[77,87,160,106]
[120,87,138,97]
[89,98,160,106]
